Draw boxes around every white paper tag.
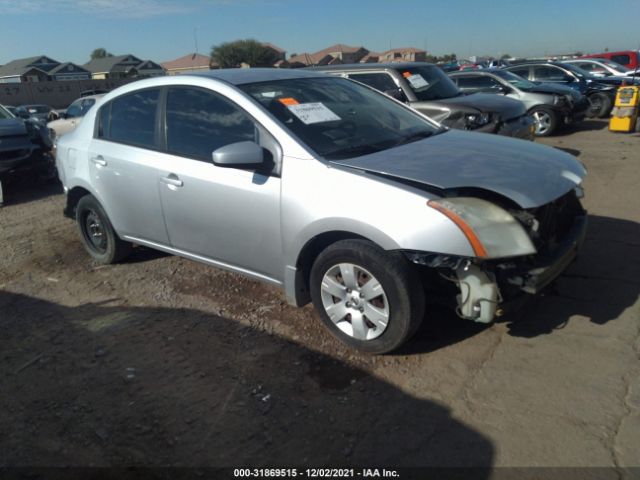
[405,74,429,89]
[287,102,341,124]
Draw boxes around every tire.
[587,92,613,119]
[76,194,132,264]
[529,106,559,137]
[309,239,425,354]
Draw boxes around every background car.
[0,104,54,205]
[14,104,56,125]
[564,58,640,81]
[47,94,104,138]
[312,62,535,140]
[449,69,588,136]
[56,69,586,353]
[503,61,617,118]
[581,50,640,71]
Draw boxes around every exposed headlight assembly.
[464,112,491,128]
[428,197,536,259]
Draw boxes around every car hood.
[0,118,28,137]
[415,92,526,119]
[332,130,586,209]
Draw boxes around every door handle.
[160,174,183,187]
[91,155,107,167]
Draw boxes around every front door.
[157,86,283,281]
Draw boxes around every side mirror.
[212,141,265,168]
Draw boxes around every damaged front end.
[406,188,587,323]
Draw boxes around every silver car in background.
[55,69,587,353]
[449,69,589,136]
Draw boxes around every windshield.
[559,62,593,79]
[0,105,13,119]
[240,76,440,160]
[396,65,461,101]
[597,59,631,72]
[491,70,536,90]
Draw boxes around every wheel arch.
[290,231,376,307]
[64,185,93,219]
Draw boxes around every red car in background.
[581,50,640,71]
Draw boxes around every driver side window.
[165,87,257,162]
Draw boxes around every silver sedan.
[55,69,587,353]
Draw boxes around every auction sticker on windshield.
[403,72,429,89]
[286,102,341,124]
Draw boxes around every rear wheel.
[529,106,558,137]
[76,194,132,264]
[310,240,425,354]
[587,92,613,118]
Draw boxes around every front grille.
[526,190,585,251]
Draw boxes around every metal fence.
[0,79,139,109]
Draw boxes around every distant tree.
[210,39,279,68]
[574,51,584,57]
[605,47,609,52]
[500,53,511,59]
[90,48,113,60]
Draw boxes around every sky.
[1,0,639,65]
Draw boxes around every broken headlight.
[464,112,491,129]
[428,197,536,259]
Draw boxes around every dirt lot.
[1,119,639,473]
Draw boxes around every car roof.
[191,68,329,85]
[308,62,438,72]
[72,94,105,102]
[449,68,502,76]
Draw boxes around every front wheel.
[529,106,558,137]
[76,194,132,264]
[310,240,425,354]
[587,92,613,118]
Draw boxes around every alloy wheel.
[532,111,552,135]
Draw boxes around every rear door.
[157,86,283,280]
[87,88,170,244]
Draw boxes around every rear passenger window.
[534,66,572,82]
[165,87,256,161]
[109,89,159,148]
[508,67,529,79]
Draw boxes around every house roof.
[0,55,60,78]
[48,62,90,75]
[360,51,381,62]
[314,44,365,56]
[162,53,211,70]
[288,53,318,66]
[83,55,142,73]
[381,47,427,55]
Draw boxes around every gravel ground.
[0,119,638,473]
